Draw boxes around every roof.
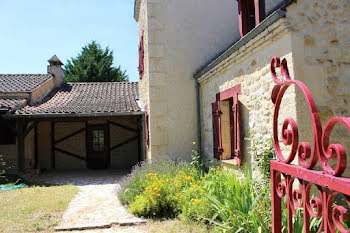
[0,74,53,92]
[15,82,141,116]
[0,99,27,110]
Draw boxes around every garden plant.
[118,136,324,232]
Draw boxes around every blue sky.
[0,0,139,81]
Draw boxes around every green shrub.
[118,147,275,231]
[118,161,183,205]
[200,168,271,233]
[129,172,180,218]
[177,178,211,221]
[118,161,201,218]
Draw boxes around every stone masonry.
[197,0,350,177]
[135,0,238,162]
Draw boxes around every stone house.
[0,56,145,173]
[135,0,350,174]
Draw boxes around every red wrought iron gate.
[269,57,350,233]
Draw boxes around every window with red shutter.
[237,0,265,37]
[138,31,145,79]
[212,101,223,160]
[212,84,242,165]
[144,105,149,149]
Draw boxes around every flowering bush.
[118,160,202,218]
[117,149,272,232]
[129,171,180,218]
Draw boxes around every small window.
[212,84,241,165]
[92,130,105,152]
[237,0,265,37]
[0,120,16,145]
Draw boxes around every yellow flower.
[182,175,192,182]
[191,198,201,206]
[192,141,196,145]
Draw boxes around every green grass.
[111,219,210,233]
[0,185,78,233]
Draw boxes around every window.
[145,105,150,149]
[92,129,105,152]
[138,31,145,79]
[0,120,16,145]
[237,0,265,37]
[212,84,241,165]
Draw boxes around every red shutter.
[237,0,264,37]
[237,0,249,37]
[138,32,144,79]
[145,105,149,149]
[232,93,241,165]
[254,0,265,26]
[212,101,223,160]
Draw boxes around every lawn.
[0,185,78,233]
[112,219,210,233]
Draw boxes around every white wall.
[141,0,239,161]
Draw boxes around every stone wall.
[286,0,350,175]
[137,0,151,161]
[198,18,296,177]
[31,77,56,104]
[198,0,350,177]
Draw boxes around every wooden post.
[137,118,142,162]
[34,123,38,169]
[50,122,55,169]
[106,121,111,167]
[17,121,25,172]
[85,122,88,166]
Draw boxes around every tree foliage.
[64,41,128,82]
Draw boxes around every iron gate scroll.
[269,57,350,233]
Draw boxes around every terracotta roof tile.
[0,99,27,109]
[0,74,53,92]
[16,82,140,115]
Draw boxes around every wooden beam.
[109,136,138,152]
[50,122,55,169]
[55,127,85,145]
[24,121,38,137]
[107,120,137,133]
[137,121,142,162]
[85,122,88,162]
[34,123,38,169]
[106,122,111,167]
[54,147,85,160]
[17,121,25,172]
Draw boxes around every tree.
[65,41,128,82]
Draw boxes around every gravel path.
[29,170,146,232]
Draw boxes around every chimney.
[47,55,64,87]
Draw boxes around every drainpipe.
[194,79,202,156]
